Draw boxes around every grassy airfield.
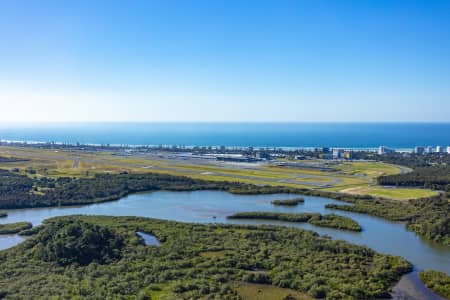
[0,146,437,200]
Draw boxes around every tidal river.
[0,191,448,299]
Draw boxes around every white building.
[436,146,444,153]
[378,146,394,155]
[425,146,433,154]
[414,146,424,155]
[332,148,344,159]
[447,146,450,154]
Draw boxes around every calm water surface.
[136,232,161,246]
[0,190,448,275]
[1,122,450,148]
[1,191,448,299]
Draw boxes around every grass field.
[336,161,408,178]
[199,250,226,258]
[339,186,437,200]
[236,283,312,300]
[0,146,437,200]
[140,281,313,299]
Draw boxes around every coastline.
[1,122,450,149]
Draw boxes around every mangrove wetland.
[0,149,448,299]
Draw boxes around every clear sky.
[0,0,449,122]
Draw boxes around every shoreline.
[0,190,448,298]
[0,138,422,152]
[0,212,444,299]
[392,271,446,300]
[0,169,445,247]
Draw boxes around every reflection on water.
[136,232,161,246]
[0,190,449,275]
[392,271,446,300]
[0,234,26,250]
[1,190,448,300]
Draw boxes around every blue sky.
[0,0,449,122]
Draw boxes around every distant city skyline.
[1,0,449,122]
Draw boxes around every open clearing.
[339,186,437,200]
[0,146,436,200]
[236,283,312,300]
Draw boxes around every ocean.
[0,122,449,149]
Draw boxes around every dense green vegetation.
[0,169,418,209]
[419,270,450,298]
[350,152,450,245]
[0,170,34,208]
[0,169,448,245]
[17,225,44,236]
[308,214,362,232]
[378,165,450,192]
[228,212,362,231]
[0,222,32,235]
[228,212,319,223]
[0,169,301,209]
[325,195,450,245]
[34,219,124,266]
[271,198,304,206]
[353,152,450,195]
[0,169,380,210]
[352,152,450,168]
[0,215,412,299]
